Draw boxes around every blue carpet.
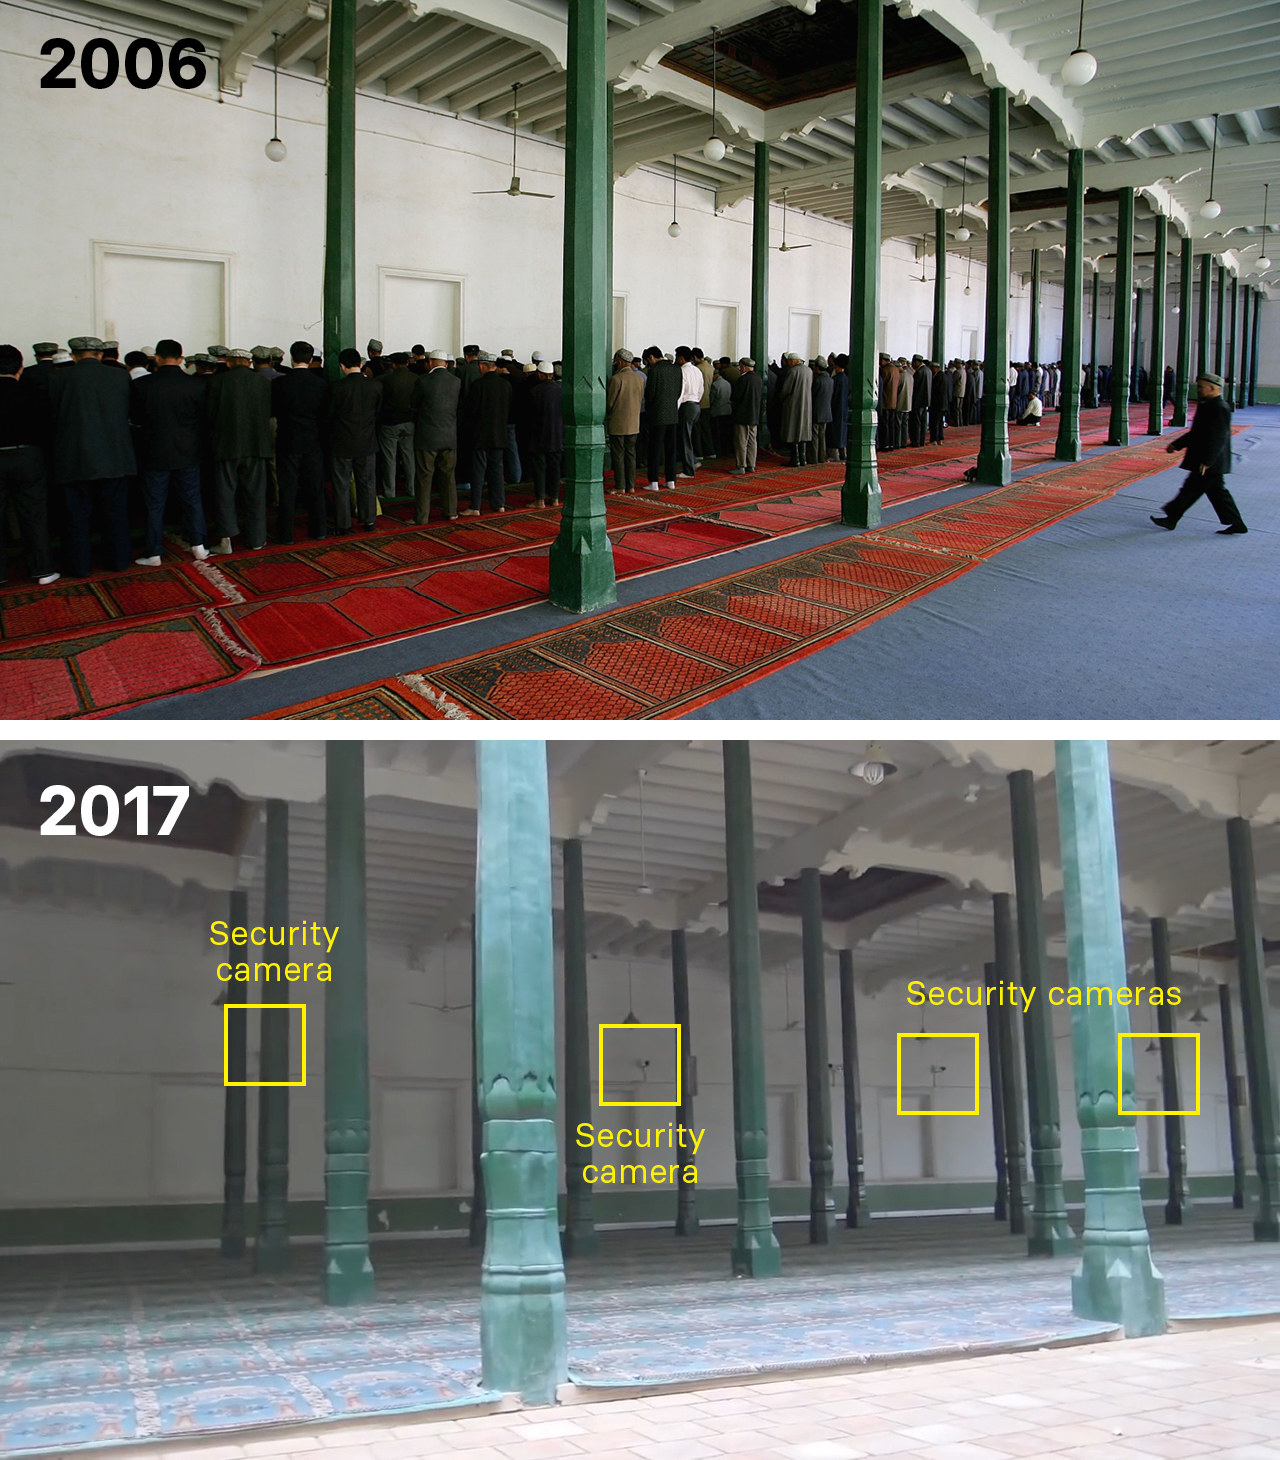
[3,1209,1279,1452]
[688,408,1280,719]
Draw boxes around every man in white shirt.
[675,345,702,478]
[1016,391,1043,426]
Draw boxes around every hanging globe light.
[955,157,971,242]
[1200,114,1221,218]
[265,32,286,163]
[702,27,725,165]
[667,155,681,238]
[668,220,682,238]
[1061,0,1097,85]
[1255,184,1272,270]
[703,136,726,163]
[956,226,971,242]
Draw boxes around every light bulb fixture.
[702,26,725,162]
[964,247,973,296]
[956,156,972,240]
[636,768,653,894]
[622,962,639,1025]
[1200,114,1221,218]
[1256,182,1272,269]
[1189,1005,1209,1025]
[1061,0,1097,86]
[668,155,681,238]
[265,32,286,161]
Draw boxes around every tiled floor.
[117,1320,1280,1459]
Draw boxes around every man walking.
[411,348,461,523]
[130,338,209,565]
[1151,372,1246,535]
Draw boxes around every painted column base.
[253,1239,290,1274]
[563,1222,600,1259]
[676,1207,700,1237]
[809,1198,836,1245]
[549,444,617,615]
[1073,1242,1166,1337]
[1028,1223,1077,1257]
[324,1249,376,1305]
[1253,1216,1279,1242]
[1164,1200,1185,1226]
[731,1229,783,1277]
[220,1233,245,1259]
[731,1157,781,1276]
[1053,437,1083,463]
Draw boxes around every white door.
[789,310,820,361]
[917,322,934,358]
[766,1091,797,1182]
[100,251,225,354]
[612,294,627,353]
[378,1084,459,1193]
[961,326,979,361]
[381,274,462,355]
[880,1091,926,1179]
[696,302,738,360]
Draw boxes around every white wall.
[0,880,1234,1221]
[3,7,1008,369]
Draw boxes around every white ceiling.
[23,0,1280,294]
[3,739,1278,1006]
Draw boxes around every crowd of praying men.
[0,329,1113,589]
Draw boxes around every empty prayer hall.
[1,0,1277,719]
[3,738,1280,1458]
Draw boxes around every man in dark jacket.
[49,336,135,577]
[462,354,511,514]
[810,360,834,464]
[910,356,931,447]
[376,352,417,498]
[928,361,949,444]
[130,338,209,565]
[326,348,382,531]
[525,361,563,506]
[206,348,273,552]
[0,345,59,585]
[272,341,330,542]
[642,347,681,489]
[411,349,462,523]
[828,356,850,462]
[1151,372,1245,534]
[728,358,763,474]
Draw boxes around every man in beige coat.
[605,349,645,493]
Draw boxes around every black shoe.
[1217,524,1248,535]
[1150,515,1175,530]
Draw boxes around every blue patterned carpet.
[3,1206,1278,1455]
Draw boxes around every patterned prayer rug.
[264,435,1179,720]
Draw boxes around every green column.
[476,741,566,1402]
[1147,215,1167,435]
[1197,252,1212,375]
[323,742,375,1304]
[1219,982,1247,1209]
[723,742,782,1277]
[561,837,597,1258]
[1055,740,1165,1337]
[322,0,356,378]
[1107,187,1135,445]
[841,0,882,525]
[1029,248,1041,363]
[604,86,614,393]
[984,963,1009,1221]
[993,892,1026,1236]
[1131,287,1144,403]
[672,929,699,1235]
[933,207,947,363]
[1055,150,1084,460]
[1150,918,1187,1226]
[1249,288,1262,406]
[220,888,249,1259]
[751,142,771,448]
[837,949,865,1228]
[470,914,485,1247]
[549,0,617,614]
[1086,268,1100,407]
[1171,234,1193,428]
[1214,261,1226,375]
[1227,817,1280,1241]
[254,799,291,1274]
[1226,272,1239,405]
[1238,286,1251,410]
[977,87,1011,485]
[1009,771,1074,1255]
[800,868,834,1244]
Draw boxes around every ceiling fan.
[777,189,811,252]
[474,83,554,199]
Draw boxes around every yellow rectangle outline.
[1117,1031,1200,1114]
[598,1023,682,1107]
[895,1032,980,1115]
[224,1003,307,1086]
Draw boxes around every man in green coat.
[206,348,272,553]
